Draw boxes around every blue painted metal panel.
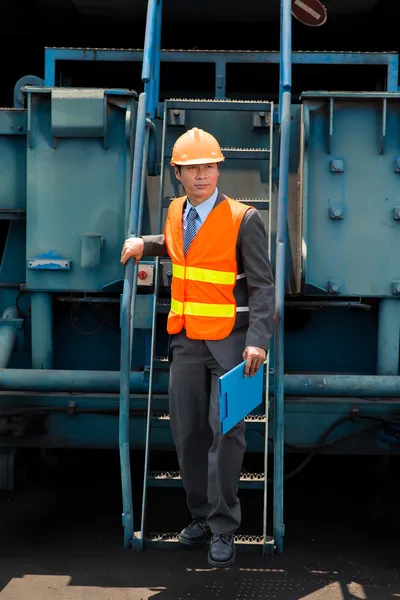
[0,110,26,212]
[301,93,400,297]
[25,88,137,292]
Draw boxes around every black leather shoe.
[178,519,210,547]
[208,534,236,567]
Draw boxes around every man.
[121,127,275,567]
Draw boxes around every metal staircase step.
[148,470,266,489]
[166,99,273,112]
[143,532,275,553]
[152,412,267,423]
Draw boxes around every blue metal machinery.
[3,0,400,554]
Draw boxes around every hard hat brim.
[170,157,225,166]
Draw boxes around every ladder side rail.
[274,0,292,555]
[140,99,168,548]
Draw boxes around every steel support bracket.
[253,111,271,128]
[27,256,71,270]
[167,109,185,126]
[51,89,108,147]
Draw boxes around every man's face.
[174,163,220,205]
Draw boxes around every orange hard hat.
[170,127,225,166]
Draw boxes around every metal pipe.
[283,374,400,398]
[154,0,162,114]
[1,369,169,393]
[31,293,53,369]
[285,301,371,311]
[274,0,292,555]
[141,0,158,84]
[0,307,19,368]
[377,299,400,375]
[4,369,400,398]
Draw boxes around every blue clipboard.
[218,360,264,434]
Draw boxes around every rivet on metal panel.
[328,205,344,220]
[168,109,185,126]
[328,280,342,294]
[392,281,400,295]
[392,207,400,221]
[329,158,344,172]
[253,111,271,128]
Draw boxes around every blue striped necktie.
[184,206,198,256]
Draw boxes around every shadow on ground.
[1,450,400,599]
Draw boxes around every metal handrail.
[274,0,292,554]
[119,0,162,550]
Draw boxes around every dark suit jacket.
[142,191,275,370]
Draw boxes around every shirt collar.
[184,187,219,223]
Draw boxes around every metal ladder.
[139,97,277,554]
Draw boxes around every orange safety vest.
[164,195,252,340]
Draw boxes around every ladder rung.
[164,148,270,160]
[237,198,270,209]
[166,99,273,112]
[156,299,171,312]
[148,470,266,489]
[0,209,26,220]
[222,148,270,160]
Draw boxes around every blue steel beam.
[43,48,399,93]
[142,0,159,84]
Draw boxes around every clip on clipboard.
[218,360,264,434]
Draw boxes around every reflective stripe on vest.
[172,263,235,286]
[171,299,249,317]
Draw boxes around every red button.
[138,270,147,280]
